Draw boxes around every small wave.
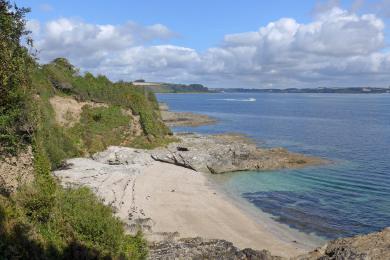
[212,98,256,102]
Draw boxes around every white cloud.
[295,9,384,55]
[31,18,176,70]
[29,7,390,88]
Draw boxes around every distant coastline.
[211,86,390,94]
[134,80,390,94]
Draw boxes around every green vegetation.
[140,83,210,93]
[0,1,34,154]
[0,1,173,258]
[1,184,147,259]
[43,58,170,138]
[32,70,82,169]
[71,105,131,154]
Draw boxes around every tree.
[0,0,34,153]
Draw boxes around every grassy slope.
[35,58,174,165]
[1,58,176,259]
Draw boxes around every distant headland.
[132,80,390,94]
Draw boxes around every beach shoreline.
[51,101,329,258]
[53,144,326,258]
[156,105,327,251]
[206,172,326,249]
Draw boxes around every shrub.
[70,105,132,154]
[2,185,148,259]
[0,2,150,258]
[42,59,171,138]
[0,0,34,154]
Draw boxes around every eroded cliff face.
[0,146,34,195]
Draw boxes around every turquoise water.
[157,93,390,240]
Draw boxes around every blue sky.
[20,0,364,50]
[17,0,390,88]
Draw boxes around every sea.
[157,92,390,241]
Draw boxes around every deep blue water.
[157,93,390,240]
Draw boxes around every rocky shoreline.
[54,148,312,258]
[152,133,325,174]
[149,228,390,259]
[51,133,390,259]
[159,102,217,127]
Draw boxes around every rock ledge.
[152,133,325,174]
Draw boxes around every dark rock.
[177,146,189,152]
[295,227,390,260]
[149,237,284,260]
[149,228,390,260]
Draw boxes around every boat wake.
[212,98,256,102]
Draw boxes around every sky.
[16,0,390,88]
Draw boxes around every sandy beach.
[137,162,321,257]
[54,146,323,258]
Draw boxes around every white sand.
[138,163,324,258]
[54,147,322,258]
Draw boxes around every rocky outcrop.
[92,146,154,166]
[0,146,34,195]
[150,228,390,260]
[160,111,217,127]
[149,237,283,260]
[152,133,325,174]
[159,103,216,127]
[296,227,390,260]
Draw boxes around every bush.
[2,185,148,259]
[0,0,34,154]
[41,59,171,138]
[56,187,147,258]
[0,2,150,258]
[70,105,132,154]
